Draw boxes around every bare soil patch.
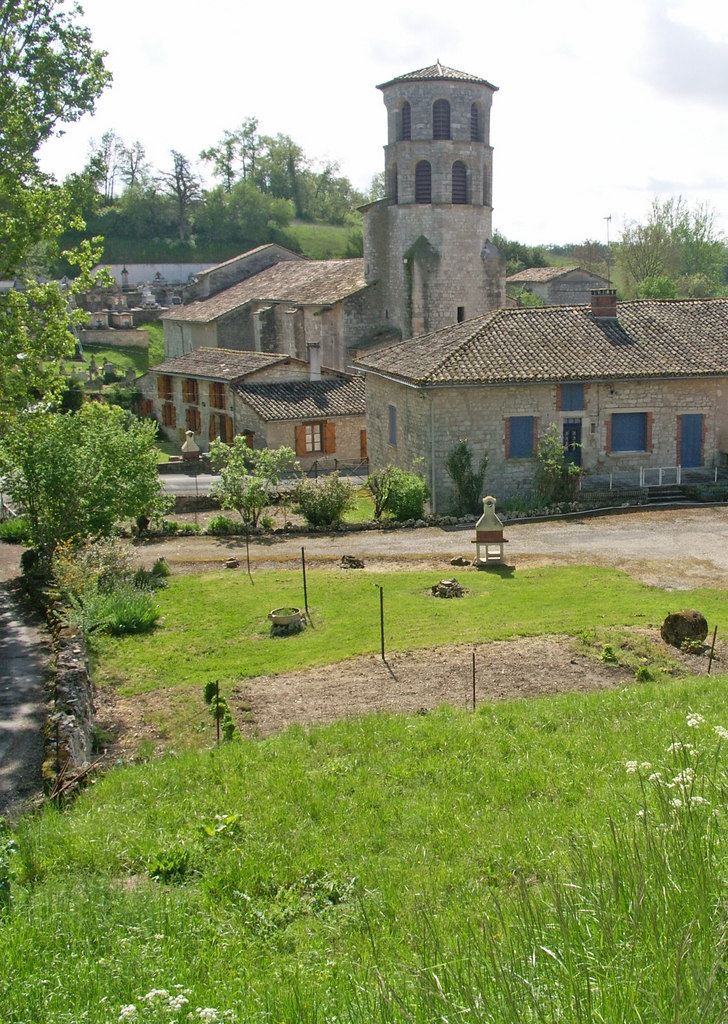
[228,636,632,738]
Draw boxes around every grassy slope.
[3,675,728,1022]
[92,565,728,694]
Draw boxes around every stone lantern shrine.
[472,495,508,567]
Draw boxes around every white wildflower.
[714,726,728,741]
[636,809,645,818]
[690,795,709,805]
[168,995,189,1012]
[687,714,705,728]
[667,741,693,754]
[671,798,683,808]
[672,767,695,787]
[640,762,652,771]
[649,772,663,782]
[197,1010,220,1023]
[625,761,639,774]
[145,990,169,1003]
[119,1007,137,1021]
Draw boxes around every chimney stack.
[590,288,617,318]
[307,342,322,381]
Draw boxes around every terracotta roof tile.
[149,348,293,380]
[234,376,365,422]
[378,63,497,90]
[506,266,583,283]
[355,300,728,386]
[161,259,367,323]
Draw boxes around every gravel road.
[138,506,728,590]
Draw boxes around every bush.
[292,474,356,527]
[0,517,31,544]
[367,466,429,521]
[161,520,200,536]
[95,586,160,635]
[445,441,488,516]
[534,423,582,504]
[206,515,240,536]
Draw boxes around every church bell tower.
[362,62,505,339]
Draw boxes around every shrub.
[635,666,654,682]
[206,515,240,536]
[203,681,218,704]
[161,520,199,536]
[293,474,356,527]
[445,440,488,516]
[534,423,582,504]
[0,517,31,544]
[367,466,429,520]
[96,586,160,635]
[602,644,618,663]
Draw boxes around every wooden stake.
[216,680,220,744]
[374,584,385,660]
[708,625,718,675]
[245,530,253,583]
[301,546,310,622]
[472,650,476,711]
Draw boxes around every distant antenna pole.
[604,214,612,288]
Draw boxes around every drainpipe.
[430,392,437,514]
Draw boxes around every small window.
[452,161,467,204]
[415,161,431,204]
[433,99,451,140]
[508,416,535,459]
[611,412,647,452]
[209,381,226,409]
[401,101,411,141]
[389,405,397,447]
[157,374,173,402]
[470,102,479,141]
[182,378,199,404]
[209,413,233,443]
[560,382,584,411]
[457,306,466,323]
[305,422,323,453]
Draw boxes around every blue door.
[680,414,703,468]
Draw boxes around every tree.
[367,465,429,520]
[0,404,171,566]
[88,129,122,203]
[493,231,549,277]
[200,129,242,193]
[0,0,110,426]
[637,276,678,300]
[160,150,202,240]
[445,441,488,515]
[208,436,297,528]
[118,139,150,190]
[194,180,293,247]
[534,423,581,504]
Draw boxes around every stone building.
[158,62,506,379]
[506,266,609,305]
[361,62,505,340]
[137,348,365,468]
[356,293,728,510]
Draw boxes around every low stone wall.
[46,628,94,774]
[78,328,149,350]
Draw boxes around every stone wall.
[47,629,94,772]
[365,373,728,510]
[78,328,149,350]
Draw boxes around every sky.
[39,0,728,246]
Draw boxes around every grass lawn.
[288,221,359,260]
[3,674,728,1022]
[92,565,728,695]
[343,487,375,522]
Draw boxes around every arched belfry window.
[470,103,479,141]
[401,101,411,141]
[452,161,467,204]
[391,164,398,204]
[433,99,450,140]
[415,161,432,203]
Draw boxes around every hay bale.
[661,609,708,647]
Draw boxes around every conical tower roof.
[377,61,497,91]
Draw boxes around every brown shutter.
[645,412,653,453]
[676,415,682,465]
[295,424,306,456]
[555,384,562,412]
[157,376,166,400]
[504,418,511,459]
[533,417,539,456]
[323,421,336,454]
[209,414,217,442]
[224,415,234,444]
[360,429,368,460]
[606,415,612,453]
[186,407,195,431]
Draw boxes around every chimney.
[590,288,617,318]
[307,342,321,381]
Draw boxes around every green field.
[92,565,728,695]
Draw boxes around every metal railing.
[303,458,370,481]
[580,465,726,492]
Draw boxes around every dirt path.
[135,507,728,590]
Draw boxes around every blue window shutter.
[560,382,584,411]
[509,416,535,458]
[611,412,647,452]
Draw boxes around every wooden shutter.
[645,412,653,453]
[157,375,171,400]
[323,421,336,454]
[555,384,562,412]
[606,415,612,454]
[504,418,511,460]
[295,424,306,456]
[140,399,154,416]
[209,414,217,441]
[223,415,234,444]
[676,415,682,465]
[360,429,368,460]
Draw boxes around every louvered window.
[415,161,431,204]
[401,101,411,141]
[452,161,467,204]
[433,99,450,139]
[470,103,479,141]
